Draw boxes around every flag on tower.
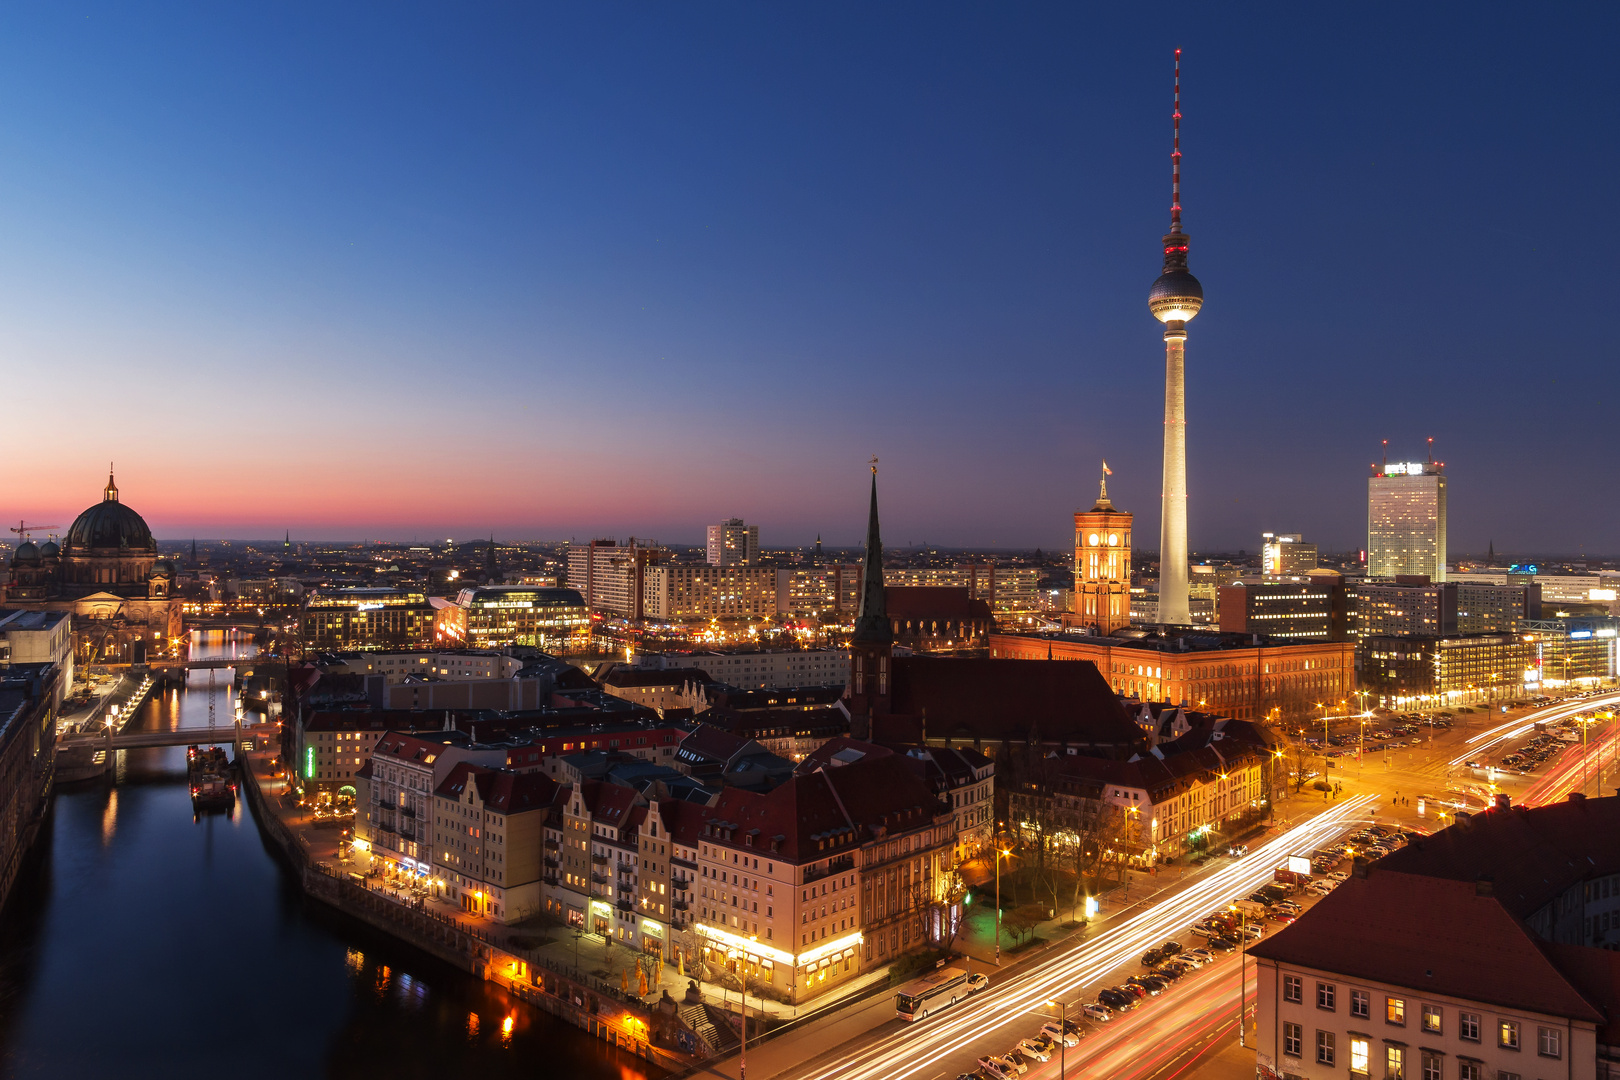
[1102,461,1113,476]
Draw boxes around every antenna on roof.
[1171,48,1183,233]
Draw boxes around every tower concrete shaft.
[1159,325,1189,624]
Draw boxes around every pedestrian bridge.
[59,720,280,751]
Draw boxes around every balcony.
[543,874,559,887]
[615,899,634,913]
[543,857,560,869]
[617,880,635,893]
[673,897,689,911]
[591,853,609,865]
[591,872,610,886]
[544,837,559,850]
[399,804,416,819]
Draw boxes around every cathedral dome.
[64,470,156,552]
[38,540,59,558]
[13,541,39,565]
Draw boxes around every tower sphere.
[1149,266,1203,324]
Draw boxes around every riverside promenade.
[236,739,702,1071]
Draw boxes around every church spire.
[852,457,891,645]
[104,463,119,503]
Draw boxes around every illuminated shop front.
[695,921,862,1004]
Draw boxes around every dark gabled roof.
[598,665,713,689]
[477,769,563,814]
[886,586,992,620]
[884,656,1142,749]
[677,723,751,764]
[1249,869,1604,1023]
[1376,796,1620,920]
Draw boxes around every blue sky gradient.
[0,3,1613,554]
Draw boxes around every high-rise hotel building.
[1367,458,1447,581]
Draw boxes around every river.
[0,631,662,1080]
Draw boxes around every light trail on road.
[1448,692,1620,768]
[1522,726,1620,806]
[792,795,1377,1080]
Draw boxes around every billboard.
[1285,855,1312,876]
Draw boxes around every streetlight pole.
[1230,904,1249,1046]
[1042,998,1069,1080]
[995,845,1009,966]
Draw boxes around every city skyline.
[0,6,1614,551]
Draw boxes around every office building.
[1219,577,1349,642]
[706,519,758,566]
[1261,533,1317,575]
[1457,581,1541,634]
[302,587,436,650]
[1073,470,1133,634]
[1359,634,1533,708]
[434,586,589,651]
[1368,455,1448,581]
[1251,797,1620,1080]
[636,648,850,690]
[1354,578,1457,638]
[1521,616,1620,688]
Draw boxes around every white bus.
[895,966,973,1021]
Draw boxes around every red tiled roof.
[478,769,564,814]
[1249,869,1604,1023]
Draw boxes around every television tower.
[1148,48,1204,625]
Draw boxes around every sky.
[0,3,1614,554]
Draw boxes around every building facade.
[302,587,436,649]
[706,519,759,566]
[641,565,777,621]
[1359,633,1534,708]
[1262,533,1318,576]
[1368,459,1447,582]
[434,586,589,650]
[774,565,861,618]
[990,631,1355,724]
[1220,578,1349,642]
[566,539,666,619]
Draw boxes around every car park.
[1082,1002,1113,1022]
[1016,1038,1052,1062]
[1041,1022,1081,1046]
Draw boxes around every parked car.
[1154,963,1190,981]
[1159,940,1183,956]
[1208,935,1239,952]
[994,1054,1027,1077]
[1016,1039,1051,1063]
[1098,988,1138,1011]
[1270,911,1297,925]
[1114,983,1149,999]
[1141,948,1165,966]
[976,1059,1012,1080]
[967,973,990,993]
[1182,949,1215,966]
[1041,1022,1081,1047]
[1081,1002,1113,1022]
[1127,975,1167,995]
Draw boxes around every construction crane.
[9,521,60,542]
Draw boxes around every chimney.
[1494,792,1511,812]
[1351,856,1369,879]
[1476,876,1494,897]
[1569,791,1587,803]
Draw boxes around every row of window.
[1284,975,1563,1057]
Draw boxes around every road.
[711,690,1620,1080]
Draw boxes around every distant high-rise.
[706,518,758,566]
[1074,463,1133,634]
[1147,50,1203,626]
[1261,533,1318,575]
[1368,442,1447,581]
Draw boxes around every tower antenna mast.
[1171,47,1182,233]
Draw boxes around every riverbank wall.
[238,750,701,1072]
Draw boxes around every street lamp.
[995,845,1013,966]
[1229,904,1251,1046]
[1041,998,1072,1080]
